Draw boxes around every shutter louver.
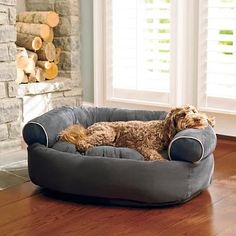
[108,0,172,95]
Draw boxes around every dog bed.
[23,106,217,206]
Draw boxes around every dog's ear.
[167,107,183,126]
[162,109,178,145]
[207,117,215,127]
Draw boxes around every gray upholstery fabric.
[23,106,216,206]
[86,146,145,160]
[52,141,78,154]
[52,142,145,160]
[168,125,217,162]
[28,143,214,206]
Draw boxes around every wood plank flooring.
[0,137,235,236]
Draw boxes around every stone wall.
[0,0,22,153]
[0,0,82,153]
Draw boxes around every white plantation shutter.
[198,0,236,114]
[105,0,174,106]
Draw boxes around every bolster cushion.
[168,125,217,163]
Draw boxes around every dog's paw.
[76,141,93,152]
[149,155,164,161]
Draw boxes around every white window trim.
[93,0,105,107]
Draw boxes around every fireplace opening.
[0,0,82,153]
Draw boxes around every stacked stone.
[26,0,82,108]
[0,0,22,153]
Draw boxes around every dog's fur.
[59,105,215,161]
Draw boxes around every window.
[198,0,236,114]
[95,0,177,107]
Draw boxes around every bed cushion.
[52,141,145,160]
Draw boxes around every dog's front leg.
[137,147,164,161]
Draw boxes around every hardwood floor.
[0,138,235,236]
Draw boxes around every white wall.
[80,0,94,103]
[16,0,26,13]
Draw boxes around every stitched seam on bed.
[168,136,204,162]
[27,121,49,147]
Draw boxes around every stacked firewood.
[15,11,61,84]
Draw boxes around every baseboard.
[217,134,236,141]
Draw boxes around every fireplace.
[0,0,82,153]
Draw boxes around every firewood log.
[43,62,58,80]
[24,58,35,75]
[26,50,38,64]
[37,42,56,62]
[28,73,37,83]
[16,68,28,84]
[16,33,42,51]
[36,67,46,82]
[36,61,53,70]
[17,11,59,28]
[44,27,54,43]
[16,47,28,70]
[29,67,45,82]
[16,22,51,41]
[54,48,61,65]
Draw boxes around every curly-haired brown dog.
[59,105,215,161]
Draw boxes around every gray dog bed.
[23,106,217,206]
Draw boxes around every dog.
[58,105,215,161]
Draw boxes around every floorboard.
[0,182,39,208]
[0,138,235,236]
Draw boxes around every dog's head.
[166,105,215,132]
